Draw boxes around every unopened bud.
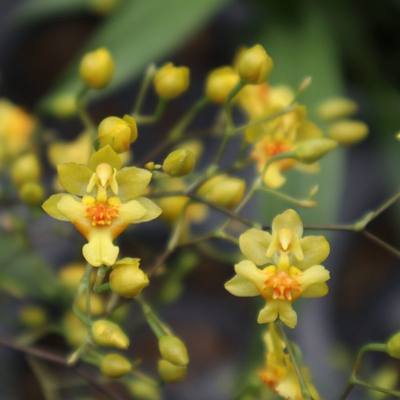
[387,332,400,359]
[205,66,240,104]
[20,305,47,328]
[154,63,189,99]
[63,313,87,348]
[128,380,161,400]
[80,47,114,89]
[59,263,93,290]
[158,195,189,223]
[157,359,187,383]
[328,120,369,145]
[197,174,246,209]
[158,335,189,366]
[163,149,195,177]
[179,140,203,162]
[110,258,149,298]
[19,182,44,205]
[98,115,138,153]
[75,293,105,316]
[91,319,129,349]
[11,153,41,186]
[317,97,358,121]
[100,353,132,378]
[237,44,273,84]
[294,138,337,163]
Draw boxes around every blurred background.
[0,0,399,399]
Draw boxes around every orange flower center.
[86,202,119,226]
[263,270,302,301]
[251,137,295,170]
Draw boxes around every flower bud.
[197,174,246,209]
[18,182,44,205]
[237,44,273,84]
[98,115,138,153]
[75,293,105,316]
[387,332,400,359]
[158,195,189,223]
[63,312,87,348]
[180,140,203,162]
[128,380,161,400]
[100,353,132,378]
[91,319,130,349]
[163,149,195,177]
[80,47,114,89]
[294,138,337,164]
[158,335,189,366]
[58,263,88,290]
[157,359,187,383]
[154,63,189,99]
[11,153,41,186]
[317,97,358,121]
[328,120,369,145]
[51,95,77,118]
[110,258,149,298]
[205,66,240,104]
[19,305,47,328]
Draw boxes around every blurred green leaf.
[37,0,231,116]
[257,2,345,224]
[0,231,58,300]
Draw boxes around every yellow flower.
[42,145,161,267]
[238,84,322,188]
[0,99,36,163]
[225,209,330,328]
[259,324,320,399]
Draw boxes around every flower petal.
[57,163,92,195]
[234,259,265,290]
[263,163,286,189]
[257,301,279,324]
[224,274,259,297]
[83,229,119,267]
[116,166,152,201]
[299,265,330,291]
[239,228,272,266]
[298,236,330,270]
[272,209,303,238]
[302,282,329,298]
[278,301,297,328]
[133,197,162,223]
[88,145,122,171]
[42,194,69,221]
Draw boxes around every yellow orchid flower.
[237,83,322,188]
[42,145,161,267]
[225,209,330,328]
[259,324,320,399]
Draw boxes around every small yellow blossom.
[225,209,330,328]
[205,66,240,104]
[42,145,161,267]
[238,84,322,188]
[154,63,190,99]
[317,97,358,121]
[0,99,36,163]
[259,324,320,399]
[80,48,114,89]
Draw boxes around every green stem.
[259,187,316,208]
[135,98,167,125]
[133,63,157,115]
[76,86,96,144]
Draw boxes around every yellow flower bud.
[19,305,47,328]
[98,115,138,153]
[237,44,273,84]
[158,195,189,223]
[154,63,189,99]
[328,120,369,145]
[294,138,337,164]
[158,335,189,366]
[162,149,195,177]
[100,353,132,378]
[18,182,44,205]
[58,263,87,290]
[179,140,203,162]
[63,312,87,348]
[110,258,149,298]
[387,332,400,359]
[11,153,41,186]
[91,319,130,349]
[197,174,246,209]
[51,95,77,118]
[157,359,187,383]
[317,97,358,121]
[80,47,114,89]
[205,66,240,104]
[128,380,161,400]
[75,293,105,316]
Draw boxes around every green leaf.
[257,3,345,225]
[38,0,231,116]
